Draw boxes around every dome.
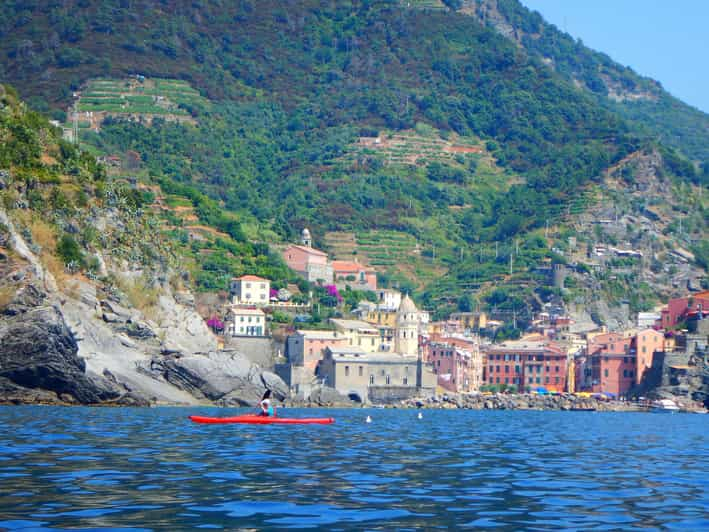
[398,294,418,314]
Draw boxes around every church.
[318,294,437,403]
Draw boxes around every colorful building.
[485,341,568,392]
[426,334,483,393]
[282,228,333,283]
[634,329,665,385]
[659,291,709,330]
[332,260,377,291]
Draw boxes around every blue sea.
[0,406,707,530]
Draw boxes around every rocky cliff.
[0,207,288,406]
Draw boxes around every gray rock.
[0,306,120,403]
[2,283,46,316]
[100,300,134,322]
[261,371,289,401]
[102,312,122,323]
[151,351,284,406]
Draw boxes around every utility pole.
[72,102,79,146]
[495,241,498,259]
[509,253,513,276]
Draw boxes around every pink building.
[283,244,333,283]
[425,335,482,392]
[634,329,664,385]
[332,260,377,291]
[659,290,709,329]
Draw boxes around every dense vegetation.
[0,0,705,319]
[467,0,709,179]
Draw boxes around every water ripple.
[0,407,707,530]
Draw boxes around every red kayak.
[189,414,334,425]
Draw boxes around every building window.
[386,375,390,385]
[623,370,627,378]
[604,369,609,378]
[496,377,500,384]
[403,377,408,385]
[359,366,363,377]
[555,377,560,384]
[370,375,374,385]
[528,377,533,384]
[536,377,541,384]
[345,366,350,377]
[555,366,560,373]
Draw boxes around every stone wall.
[368,385,434,405]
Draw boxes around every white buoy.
[417,411,423,419]
[365,415,372,423]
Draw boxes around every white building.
[228,307,267,337]
[230,275,270,306]
[377,289,402,312]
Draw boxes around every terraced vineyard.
[399,0,446,10]
[68,78,207,133]
[342,128,485,168]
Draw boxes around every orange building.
[332,260,377,291]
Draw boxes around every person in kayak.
[258,398,275,417]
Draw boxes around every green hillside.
[0,0,705,321]
[463,0,709,182]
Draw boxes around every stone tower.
[301,227,312,248]
[395,294,419,357]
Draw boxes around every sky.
[520,0,709,114]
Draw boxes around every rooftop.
[332,260,374,272]
[233,275,269,282]
[328,347,419,363]
[229,307,266,316]
[285,244,328,257]
[330,318,379,333]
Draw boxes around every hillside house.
[227,307,267,337]
[230,275,270,306]
[283,229,333,283]
[332,260,377,291]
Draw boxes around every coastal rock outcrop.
[0,299,119,404]
[143,350,289,406]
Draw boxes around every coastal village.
[216,228,709,411]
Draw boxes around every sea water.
[0,406,707,530]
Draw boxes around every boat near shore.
[650,399,680,413]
